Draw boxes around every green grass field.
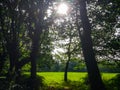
[0,72,119,90]
[36,72,117,84]
[24,72,120,90]
[37,72,87,85]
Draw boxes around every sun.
[57,3,69,15]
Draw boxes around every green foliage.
[0,74,45,90]
[21,63,31,72]
[90,0,120,62]
[98,61,120,73]
[106,37,120,50]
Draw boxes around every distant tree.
[63,23,80,82]
[49,15,81,81]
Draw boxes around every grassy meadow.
[0,72,119,90]
[23,72,120,90]
[37,72,87,84]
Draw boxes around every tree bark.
[6,16,20,80]
[64,58,70,82]
[30,29,40,79]
[29,1,44,89]
[64,29,72,82]
[78,0,106,90]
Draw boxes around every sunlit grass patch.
[37,72,64,84]
[102,73,118,80]
[37,72,87,85]
[36,72,118,84]
[67,72,87,81]
[24,72,118,83]
[23,72,119,90]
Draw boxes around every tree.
[49,13,81,81]
[1,0,53,89]
[77,0,105,90]
[0,0,24,80]
[89,0,120,63]
[63,22,80,82]
[20,0,53,89]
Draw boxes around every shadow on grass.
[104,74,120,90]
[42,80,89,90]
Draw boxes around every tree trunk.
[6,17,19,81]
[64,29,72,82]
[29,23,42,89]
[64,59,70,82]
[78,0,105,90]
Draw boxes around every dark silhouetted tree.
[77,0,106,90]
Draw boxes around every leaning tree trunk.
[78,0,106,90]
